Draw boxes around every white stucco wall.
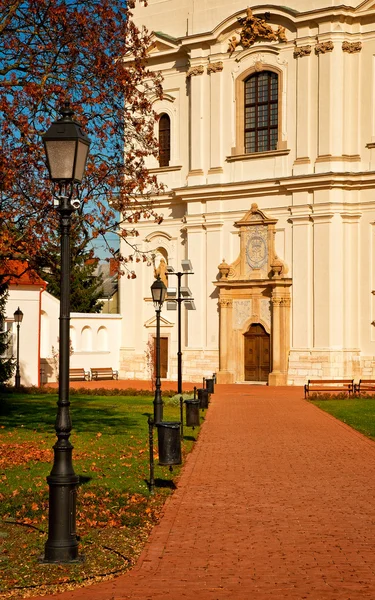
[133,0,357,38]
[69,313,122,375]
[121,0,375,384]
[5,288,122,386]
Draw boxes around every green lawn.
[0,392,200,597]
[310,396,375,440]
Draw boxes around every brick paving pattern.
[36,384,375,599]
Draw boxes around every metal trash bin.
[184,399,200,427]
[197,388,209,409]
[156,421,182,466]
[205,378,214,394]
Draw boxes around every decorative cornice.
[315,154,361,163]
[293,157,311,165]
[315,41,334,54]
[281,297,291,307]
[207,61,223,74]
[287,215,312,225]
[219,299,232,307]
[342,41,362,53]
[293,45,312,59]
[272,297,283,306]
[208,167,224,174]
[188,169,204,177]
[186,65,204,78]
[171,172,375,204]
[310,213,334,223]
[148,165,182,174]
[227,149,290,163]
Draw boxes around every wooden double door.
[154,337,168,378]
[244,324,270,382]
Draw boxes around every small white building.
[3,261,121,386]
[4,262,48,386]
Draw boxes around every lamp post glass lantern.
[41,102,90,563]
[151,276,167,423]
[13,307,23,389]
[43,102,90,186]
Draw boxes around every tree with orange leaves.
[0,0,163,281]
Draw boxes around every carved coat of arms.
[228,8,287,55]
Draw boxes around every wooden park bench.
[69,368,90,381]
[90,367,119,381]
[354,379,375,394]
[304,379,354,399]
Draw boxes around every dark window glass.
[159,113,170,167]
[244,72,278,153]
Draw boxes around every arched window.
[97,326,108,351]
[81,326,92,352]
[244,71,278,153]
[159,113,171,167]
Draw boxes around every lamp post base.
[41,554,84,565]
[43,473,81,563]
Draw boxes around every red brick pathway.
[36,385,375,599]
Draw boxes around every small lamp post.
[13,307,23,389]
[151,276,167,423]
[41,102,90,563]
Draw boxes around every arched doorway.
[244,323,270,382]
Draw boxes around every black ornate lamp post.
[41,102,90,563]
[151,276,167,423]
[13,307,23,389]
[166,260,195,394]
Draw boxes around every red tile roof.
[1,260,47,288]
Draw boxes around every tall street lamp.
[151,276,167,423]
[166,260,195,394]
[13,307,23,389]
[41,102,90,563]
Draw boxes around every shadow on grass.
[0,395,149,434]
[144,478,176,491]
[78,475,93,486]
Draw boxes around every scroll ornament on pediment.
[207,62,224,74]
[315,41,334,54]
[342,41,362,53]
[293,44,312,59]
[186,65,204,78]
[228,7,287,56]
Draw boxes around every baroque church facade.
[119,0,375,385]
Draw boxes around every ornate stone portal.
[215,204,292,385]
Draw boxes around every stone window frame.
[158,113,171,167]
[233,64,286,157]
[244,71,278,153]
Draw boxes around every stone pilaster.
[188,61,207,185]
[217,298,234,383]
[293,42,314,174]
[269,296,282,385]
[207,61,224,183]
